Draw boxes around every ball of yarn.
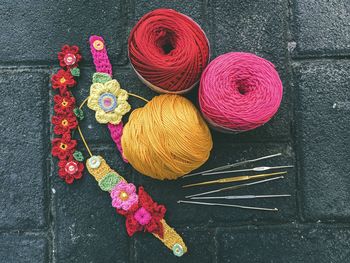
[199,52,283,132]
[121,94,212,180]
[128,8,210,94]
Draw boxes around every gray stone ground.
[0,0,349,262]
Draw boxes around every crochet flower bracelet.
[50,42,187,257]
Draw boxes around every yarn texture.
[122,94,213,180]
[128,8,209,94]
[199,52,283,132]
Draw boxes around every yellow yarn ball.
[121,94,213,180]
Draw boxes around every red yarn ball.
[199,52,283,132]
[128,9,210,94]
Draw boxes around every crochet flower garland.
[51,45,85,184]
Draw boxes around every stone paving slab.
[293,60,350,221]
[0,0,128,65]
[216,224,350,262]
[0,68,49,230]
[0,233,48,263]
[291,0,350,57]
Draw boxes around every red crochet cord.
[128,9,209,92]
[89,36,128,162]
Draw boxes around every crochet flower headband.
[50,41,187,257]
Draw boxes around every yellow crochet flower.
[87,79,131,124]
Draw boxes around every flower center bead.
[60,143,67,150]
[65,161,78,175]
[60,77,66,84]
[64,53,77,66]
[119,191,129,201]
[61,99,68,107]
[61,119,69,126]
[98,93,117,112]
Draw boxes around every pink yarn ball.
[199,52,283,132]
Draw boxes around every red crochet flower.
[52,112,78,135]
[58,45,82,68]
[116,187,166,238]
[54,92,76,114]
[51,69,76,94]
[58,157,84,184]
[51,133,77,160]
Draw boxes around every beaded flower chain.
[51,45,85,184]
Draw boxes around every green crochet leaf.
[73,151,84,162]
[70,67,80,77]
[99,172,121,192]
[73,108,84,120]
[93,72,112,84]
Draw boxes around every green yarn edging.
[99,172,121,191]
[93,72,112,84]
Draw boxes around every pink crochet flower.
[134,207,152,226]
[111,181,138,211]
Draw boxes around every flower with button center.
[58,158,84,184]
[51,69,76,94]
[51,133,77,160]
[87,79,131,124]
[110,181,138,211]
[58,45,82,68]
[116,187,166,238]
[52,112,78,135]
[53,92,76,114]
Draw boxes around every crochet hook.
[186,176,285,198]
[203,165,294,176]
[177,200,278,212]
[182,153,282,178]
[190,194,291,200]
[182,171,287,188]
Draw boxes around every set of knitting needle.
[178,153,293,212]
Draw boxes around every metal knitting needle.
[177,200,278,212]
[191,194,291,200]
[203,165,294,176]
[182,171,287,188]
[186,176,285,198]
[182,153,282,178]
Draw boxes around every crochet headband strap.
[82,35,187,256]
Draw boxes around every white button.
[172,243,184,257]
[88,156,101,168]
